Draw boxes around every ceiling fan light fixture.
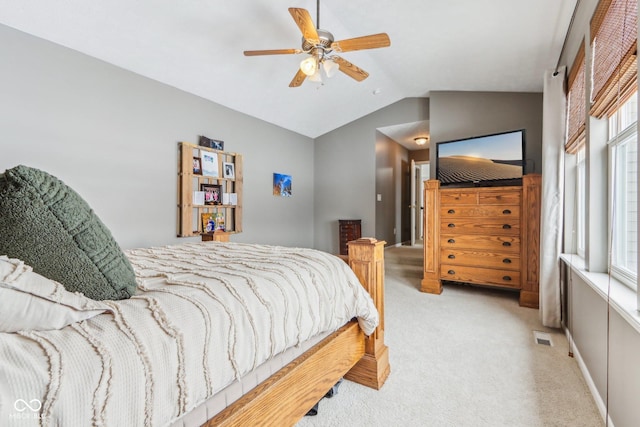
[300,56,318,76]
[308,69,323,83]
[414,137,429,145]
[322,58,339,78]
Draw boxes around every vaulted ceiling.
[0,0,577,141]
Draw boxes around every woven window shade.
[566,43,586,154]
[590,0,637,118]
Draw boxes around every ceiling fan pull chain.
[316,0,320,29]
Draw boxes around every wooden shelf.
[177,142,243,238]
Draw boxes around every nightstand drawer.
[440,249,520,271]
[440,264,521,288]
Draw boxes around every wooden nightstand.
[338,219,362,256]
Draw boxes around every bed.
[0,164,389,426]
[0,238,389,426]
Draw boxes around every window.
[576,146,586,257]
[608,92,638,290]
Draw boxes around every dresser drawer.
[440,264,521,288]
[478,190,521,205]
[441,234,520,252]
[440,205,520,219]
[440,189,522,206]
[440,191,478,205]
[440,249,520,271]
[440,218,520,235]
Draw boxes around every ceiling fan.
[243,1,391,87]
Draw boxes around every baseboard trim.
[563,326,614,427]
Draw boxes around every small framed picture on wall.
[223,162,235,179]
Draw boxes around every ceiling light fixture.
[322,58,339,78]
[414,137,429,145]
[300,56,318,76]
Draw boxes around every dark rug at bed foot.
[305,378,344,416]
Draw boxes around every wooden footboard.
[202,238,389,426]
[204,322,364,426]
[345,238,390,390]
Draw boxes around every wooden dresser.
[339,219,362,256]
[421,174,541,308]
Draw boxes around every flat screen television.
[436,129,526,187]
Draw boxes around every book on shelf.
[223,193,238,205]
[193,191,205,205]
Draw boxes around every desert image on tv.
[437,132,523,185]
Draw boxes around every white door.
[410,160,416,245]
[419,163,430,241]
[410,160,423,246]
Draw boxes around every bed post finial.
[345,238,390,390]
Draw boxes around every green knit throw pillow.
[0,165,137,300]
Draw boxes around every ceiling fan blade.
[289,69,307,87]
[288,8,319,43]
[332,56,369,82]
[244,48,301,56]
[331,33,391,52]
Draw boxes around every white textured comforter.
[0,242,378,426]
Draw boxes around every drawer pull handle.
[502,242,511,247]
[503,209,512,214]
[448,254,456,259]
[502,276,512,281]
[502,224,512,229]
[448,223,456,228]
[447,209,455,214]
[448,239,456,244]
[503,258,512,264]
[448,270,456,275]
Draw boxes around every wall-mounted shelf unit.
[177,141,243,239]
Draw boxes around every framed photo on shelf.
[193,157,202,175]
[214,212,225,231]
[201,151,219,177]
[223,162,235,179]
[201,212,216,233]
[201,183,222,205]
[198,135,224,151]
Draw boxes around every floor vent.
[533,331,553,346]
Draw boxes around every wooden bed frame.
[203,238,390,426]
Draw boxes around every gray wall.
[428,91,544,178]
[0,23,314,250]
[313,98,429,253]
[566,271,640,427]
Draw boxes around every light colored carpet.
[297,245,603,427]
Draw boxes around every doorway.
[410,161,430,246]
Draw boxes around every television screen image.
[436,129,525,187]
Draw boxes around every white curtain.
[539,67,566,328]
